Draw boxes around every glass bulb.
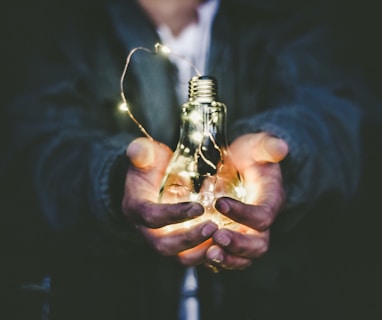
[159,76,246,230]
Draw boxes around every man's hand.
[122,137,218,264]
[205,132,289,270]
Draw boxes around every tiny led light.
[188,110,203,123]
[118,102,129,112]
[190,131,203,144]
[155,43,172,55]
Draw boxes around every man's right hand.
[122,137,218,265]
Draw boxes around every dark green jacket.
[1,0,371,319]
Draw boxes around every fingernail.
[208,247,223,264]
[202,222,218,237]
[215,198,230,214]
[215,231,231,247]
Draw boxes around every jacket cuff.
[89,133,144,247]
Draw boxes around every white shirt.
[156,1,220,319]
[157,0,220,103]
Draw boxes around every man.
[1,0,371,319]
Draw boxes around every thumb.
[259,135,289,163]
[248,133,288,163]
[126,137,155,169]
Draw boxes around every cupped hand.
[205,132,289,271]
[122,137,218,265]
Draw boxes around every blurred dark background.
[322,1,382,318]
[1,0,382,319]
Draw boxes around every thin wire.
[154,43,202,77]
[120,47,154,141]
[119,43,202,141]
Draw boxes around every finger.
[132,201,204,228]
[211,228,269,259]
[126,137,155,168]
[177,238,213,266]
[215,197,276,231]
[123,138,173,219]
[206,245,253,270]
[126,137,172,170]
[140,221,218,257]
[255,133,289,163]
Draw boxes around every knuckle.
[255,207,274,231]
[152,239,171,256]
[181,231,198,248]
[255,238,269,258]
[141,206,162,228]
[256,216,272,231]
[141,211,155,227]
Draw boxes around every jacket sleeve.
[1,4,144,255]
[225,3,365,234]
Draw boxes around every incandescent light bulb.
[159,76,246,231]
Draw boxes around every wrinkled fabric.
[1,0,372,319]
